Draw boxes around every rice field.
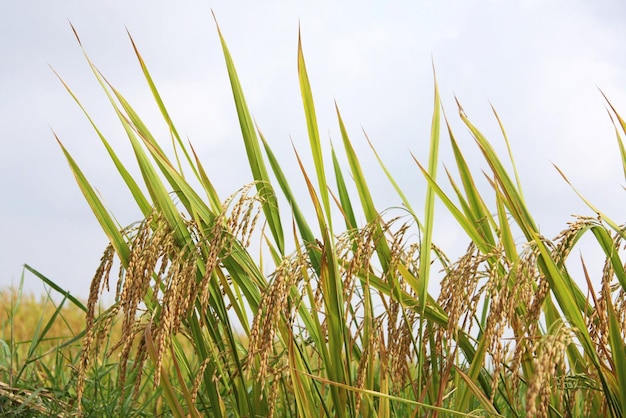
[3,21,626,417]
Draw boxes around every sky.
[1,1,626,299]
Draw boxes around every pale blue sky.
[1,1,625,297]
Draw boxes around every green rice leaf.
[22,265,87,313]
[336,104,391,271]
[415,159,485,248]
[294,147,350,415]
[189,141,222,213]
[491,104,524,199]
[601,92,626,183]
[258,128,320,269]
[126,30,198,180]
[214,18,284,254]
[590,225,626,292]
[554,164,625,240]
[418,74,441,311]
[454,366,500,416]
[366,131,421,228]
[445,114,496,246]
[606,285,626,415]
[298,31,332,230]
[494,181,518,260]
[331,144,357,230]
[55,134,130,264]
[456,99,536,234]
[52,67,152,217]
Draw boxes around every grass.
[3,19,626,417]
[0,276,79,417]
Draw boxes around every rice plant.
[42,19,626,417]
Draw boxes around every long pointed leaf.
[214,18,284,254]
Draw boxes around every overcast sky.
[1,1,626,298]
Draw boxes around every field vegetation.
[2,20,626,417]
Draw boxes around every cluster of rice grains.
[74,184,626,417]
[245,214,426,416]
[246,252,309,386]
[436,215,626,416]
[335,216,425,411]
[74,185,263,414]
[437,242,535,412]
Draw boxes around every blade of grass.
[336,104,391,272]
[555,164,626,241]
[601,92,626,183]
[257,128,319,267]
[417,71,441,312]
[144,319,186,418]
[52,66,152,218]
[606,286,626,416]
[298,30,332,230]
[55,134,130,264]
[214,16,284,254]
[294,147,350,417]
[414,160,485,250]
[366,131,422,229]
[455,366,500,416]
[125,30,199,181]
[331,144,358,231]
[189,141,222,213]
[22,265,87,313]
[491,104,524,199]
[445,113,496,246]
[293,368,499,417]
